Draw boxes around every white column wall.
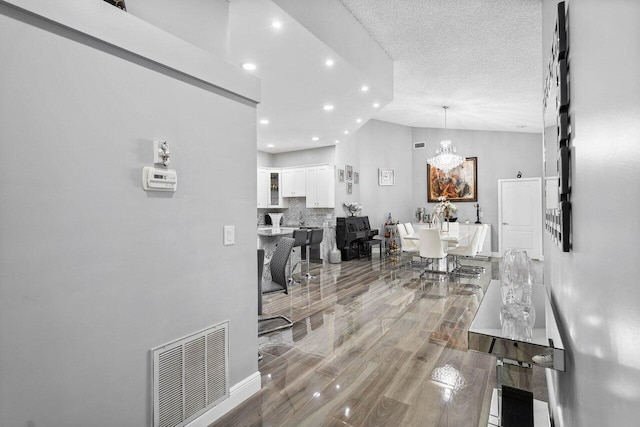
[0,4,257,426]
[542,1,640,426]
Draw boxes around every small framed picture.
[378,169,395,186]
[338,169,345,182]
[346,165,353,182]
[347,182,353,194]
[354,172,359,184]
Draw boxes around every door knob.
[502,222,509,225]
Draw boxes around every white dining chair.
[453,224,489,275]
[419,227,449,280]
[448,225,486,277]
[404,222,416,236]
[398,223,420,253]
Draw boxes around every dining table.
[404,227,469,273]
[404,228,469,248]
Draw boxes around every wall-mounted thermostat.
[142,167,177,192]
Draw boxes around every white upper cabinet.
[257,168,287,208]
[281,168,307,197]
[257,168,269,208]
[306,165,335,208]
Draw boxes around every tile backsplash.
[258,197,335,227]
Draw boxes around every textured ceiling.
[338,0,543,132]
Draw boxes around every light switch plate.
[223,225,235,246]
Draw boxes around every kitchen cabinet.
[306,165,335,208]
[257,168,269,208]
[257,168,287,208]
[281,168,306,197]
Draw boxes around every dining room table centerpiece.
[433,196,457,221]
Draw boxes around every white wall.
[542,1,640,426]
[128,0,230,59]
[270,146,336,168]
[257,150,273,167]
[411,128,542,253]
[340,120,414,229]
[0,4,257,427]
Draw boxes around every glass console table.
[468,280,565,427]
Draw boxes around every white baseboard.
[186,371,261,427]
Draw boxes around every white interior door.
[498,178,543,260]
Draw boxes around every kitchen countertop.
[257,224,335,236]
[257,226,298,236]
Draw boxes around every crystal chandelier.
[427,107,465,173]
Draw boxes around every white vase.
[268,213,283,231]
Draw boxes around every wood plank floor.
[213,254,543,427]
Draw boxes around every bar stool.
[304,228,323,280]
[290,229,309,284]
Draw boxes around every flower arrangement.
[433,196,457,219]
[344,202,362,217]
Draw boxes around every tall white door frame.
[498,177,543,260]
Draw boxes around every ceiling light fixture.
[427,106,465,173]
[242,63,256,71]
[344,130,349,135]
[372,102,380,108]
[335,140,340,144]
[271,21,282,29]
[312,136,319,141]
[267,144,274,148]
[361,85,369,92]
[323,104,334,111]
[325,58,334,67]
[259,119,269,125]
[356,118,362,123]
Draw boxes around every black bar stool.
[291,229,309,284]
[304,228,324,280]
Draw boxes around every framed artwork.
[345,165,353,181]
[427,157,477,202]
[347,182,353,194]
[104,0,127,10]
[338,169,345,182]
[378,169,395,186]
[354,172,359,184]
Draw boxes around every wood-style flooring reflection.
[215,255,500,427]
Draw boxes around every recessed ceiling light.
[259,119,269,125]
[267,144,274,148]
[356,118,362,123]
[272,21,282,29]
[335,140,340,144]
[325,58,334,67]
[373,102,380,108]
[361,85,369,92]
[312,136,320,141]
[323,104,334,111]
[344,130,349,135]
[242,63,256,71]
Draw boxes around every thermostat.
[142,167,177,192]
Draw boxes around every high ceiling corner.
[228,0,394,153]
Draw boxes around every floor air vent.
[152,321,229,427]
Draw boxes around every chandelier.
[427,107,465,173]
